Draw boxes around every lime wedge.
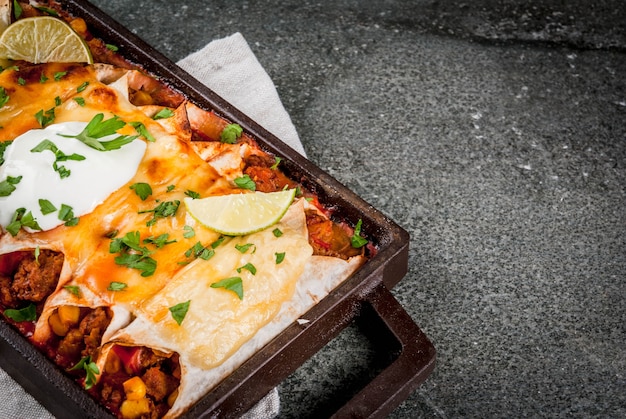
[184,189,297,236]
[0,16,93,64]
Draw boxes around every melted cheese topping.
[0,122,146,231]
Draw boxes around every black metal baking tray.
[0,1,436,417]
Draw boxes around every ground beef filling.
[243,154,364,260]
[95,345,181,419]
[0,249,63,309]
[44,306,113,370]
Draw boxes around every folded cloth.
[178,32,306,157]
[0,31,298,419]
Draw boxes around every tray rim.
[0,0,432,417]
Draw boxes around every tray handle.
[331,283,436,418]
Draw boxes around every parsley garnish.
[211,236,226,248]
[143,233,176,248]
[184,242,214,261]
[35,107,56,127]
[17,77,25,86]
[59,204,79,226]
[183,225,195,238]
[76,81,89,93]
[139,200,180,227]
[0,87,10,108]
[211,277,243,300]
[30,139,85,179]
[69,356,99,390]
[54,96,62,106]
[40,73,48,83]
[0,175,21,197]
[130,182,152,200]
[270,156,282,170]
[7,208,41,236]
[166,184,175,192]
[129,121,156,142]
[234,174,256,191]
[185,190,200,199]
[64,285,81,296]
[74,97,86,107]
[109,231,157,277]
[33,5,59,16]
[235,243,255,254]
[237,263,257,275]
[39,199,57,215]
[153,108,174,120]
[220,123,243,144]
[0,140,11,165]
[275,252,285,264]
[351,219,368,248]
[272,228,283,237]
[105,43,119,52]
[4,303,36,322]
[107,281,128,291]
[12,0,22,19]
[60,113,137,151]
[169,300,190,325]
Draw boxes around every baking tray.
[0,0,436,417]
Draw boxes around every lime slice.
[184,189,297,235]
[0,16,93,64]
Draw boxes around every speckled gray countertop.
[89,1,625,417]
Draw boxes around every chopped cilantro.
[130,182,152,200]
[35,107,56,127]
[39,199,57,215]
[143,233,176,248]
[169,300,190,325]
[4,303,36,322]
[30,139,85,179]
[0,175,21,197]
[0,87,9,108]
[351,219,368,248]
[270,156,282,170]
[69,356,99,390]
[60,113,137,151]
[139,200,180,227]
[234,174,256,191]
[153,108,174,120]
[211,277,243,300]
[237,263,257,275]
[129,121,156,142]
[183,225,195,238]
[7,208,41,236]
[220,123,243,144]
[185,190,200,199]
[235,243,255,254]
[76,81,89,93]
[107,282,128,291]
[275,252,285,264]
[64,285,81,296]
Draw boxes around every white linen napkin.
[0,31,298,419]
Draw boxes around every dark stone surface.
[90,1,626,417]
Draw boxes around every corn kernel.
[167,388,179,407]
[123,376,147,400]
[48,313,69,336]
[58,305,80,325]
[119,398,150,419]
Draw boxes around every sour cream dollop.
[0,122,146,232]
